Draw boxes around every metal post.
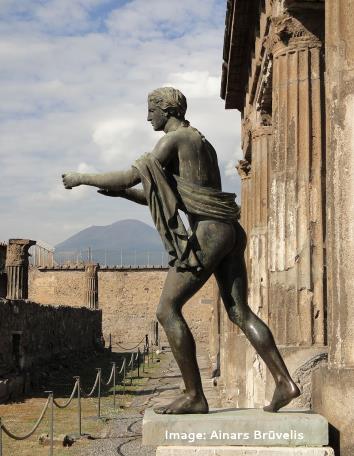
[74,377,81,436]
[97,368,101,419]
[142,345,146,373]
[130,354,133,386]
[137,348,140,378]
[147,344,150,368]
[109,333,112,352]
[0,417,3,456]
[45,391,54,456]
[123,361,126,397]
[112,362,116,410]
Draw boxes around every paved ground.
[79,346,220,456]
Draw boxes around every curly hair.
[148,87,187,119]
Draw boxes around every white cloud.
[0,0,241,245]
[164,71,220,98]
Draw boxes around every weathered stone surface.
[28,268,216,346]
[143,409,329,447]
[312,366,354,456]
[6,239,36,300]
[156,447,334,456]
[0,298,102,384]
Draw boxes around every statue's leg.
[154,220,236,414]
[214,222,300,412]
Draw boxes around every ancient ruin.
[0,239,103,403]
[219,0,353,454]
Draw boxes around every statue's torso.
[165,126,222,191]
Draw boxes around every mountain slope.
[55,219,165,265]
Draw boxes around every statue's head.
[147,87,187,131]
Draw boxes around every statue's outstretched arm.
[97,188,147,206]
[62,167,140,191]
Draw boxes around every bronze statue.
[62,87,300,414]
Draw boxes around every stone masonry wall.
[29,267,85,306]
[0,298,102,377]
[28,268,216,348]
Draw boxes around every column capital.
[236,159,251,180]
[5,239,36,268]
[85,263,99,276]
[266,14,322,56]
[252,126,273,139]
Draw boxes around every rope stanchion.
[0,417,3,456]
[101,363,115,387]
[74,376,82,436]
[80,370,100,398]
[112,362,116,410]
[137,348,140,378]
[1,395,50,440]
[97,368,101,419]
[142,345,146,373]
[53,380,78,409]
[123,360,126,397]
[47,391,54,456]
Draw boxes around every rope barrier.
[101,363,115,387]
[118,358,126,375]
[80,370,100,398]
[53,380,78,409]
[112,335,146,351]
[1,395,50,440]
[0,337,147,454]
[128,353,134,368]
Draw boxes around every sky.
[0,0,242,246]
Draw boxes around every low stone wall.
[28,267,85,306]
[28,267,216,348]
[0,298,102,378]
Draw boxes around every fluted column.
[6,239,36,300]
[236,158,252,272]
[249,126,272,322]
[84,263,99,309]
[267,14,325,346]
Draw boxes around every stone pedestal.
[143,409,329,447]
[6,239,36,300]
[156,447,334,456]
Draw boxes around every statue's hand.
[62,172,82,189]
[97,188,125,197]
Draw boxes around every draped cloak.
[133,153,240,272]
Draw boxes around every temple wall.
[219,0,328,414]
[311,1,354,454]
[220,0,354,453]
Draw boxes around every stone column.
[236,158,252,272]
[312,1,354,454]
[84,263,99,309]
[6,239,36,300]
[0,243,7,298]
[267,13,325,346]
[245,126,272,407]
[249,126,272,323]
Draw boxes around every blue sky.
[0,0,241,246]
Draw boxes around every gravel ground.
[78,346,220,456]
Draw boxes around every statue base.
[143,409,330,451]
[155,447,334,455]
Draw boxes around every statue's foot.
[263,379,300,412]
[154,393,209,414]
